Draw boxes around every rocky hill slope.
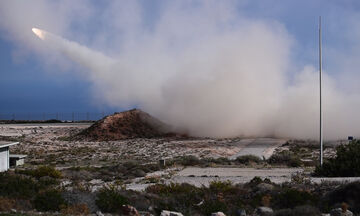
[76,109,173,141]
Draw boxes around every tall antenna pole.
[319,16,323,166]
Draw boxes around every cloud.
[1,0,360,140]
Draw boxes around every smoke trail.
[4,1,360,140]
[32,23,360,140]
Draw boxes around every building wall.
[0,147,9,172]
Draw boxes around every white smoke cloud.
[1,0,360,140]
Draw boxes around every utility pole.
[319,16,324,166]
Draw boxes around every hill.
[76,109,173,141]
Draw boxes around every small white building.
[0,141,19,172]
[10,154,27,167]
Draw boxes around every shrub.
[96,185,128,213]
[0,197,15,211]
[236,155,262,165]
[146,183,198,195]
[17,166,62,179]
[208,180,234,193]
[274,205,321,216]
[146,183,203,215]
[246,176,272,188]
[0,173,38,199]
[33,189,67,211]
[273,189,318,209]
[314,140,360,177]
[201,199,228,216]
[268,151,302,167]
[61,203,90,215]
[205,157,232,165]
[323,181,360,213]
[177,155,203,166]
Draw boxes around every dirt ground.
[0,123,344,191]
[0,123,287,167]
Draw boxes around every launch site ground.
[2,122,360,215]
[0,122,355,191]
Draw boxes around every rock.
[211,212,226,216]
[254,206,273,216]
[330,208,353,216]
[236,209,247,216]
[160,210,184,216]
[96,211,104,216]
[121,205,140,216]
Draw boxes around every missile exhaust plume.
[31,27,115,72]
[12,0,359,141]
[30,26,360,140]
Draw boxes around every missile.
[31,27,115,70]
[32,28,46,40]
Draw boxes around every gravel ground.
[170,167,303,186]
[0,123,289,166]
[228,138,287,160]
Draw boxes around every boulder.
[330,208,353,216]
[121,205,140,216]
[254,206,273,216]
[96,211,104,216]
[236,209,247,216]
[211,212,226,216]
[160,210,184,216]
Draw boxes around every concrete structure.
[0,141,19,172]
[10,154,27,167]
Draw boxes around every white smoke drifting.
[3,1,360,140]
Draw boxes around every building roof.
[9,154,27,159]
[0,141,19,148]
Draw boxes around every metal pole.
[319,16,324,166]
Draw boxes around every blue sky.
[1,0,360,116]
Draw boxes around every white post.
[319,16,324,166]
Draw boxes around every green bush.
[314,140,360,177]
[146,183,203,215]
[204,157,232,165]
[208,180,234,193]
[274,205,321,216]
[146,183,198,195]
[268,151,302,167]
[236,155,262,165]
[201,199,228,216]
[177,155,203,166]
[322,181,360,213]
[33,189,67,211]
[273,189,318,209]
[96,185,128,213]
[17,166,62,179]
[0,173,38,199]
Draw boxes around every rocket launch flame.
[32,28,45,40]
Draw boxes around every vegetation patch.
[96,185,128,213]
[33,189,67,212]
[16,166,62,179]
[0,173,39,199]
[268,150,302,167]
[235,155,262,165]
[272,188,319,209]
[314,140,360,177]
